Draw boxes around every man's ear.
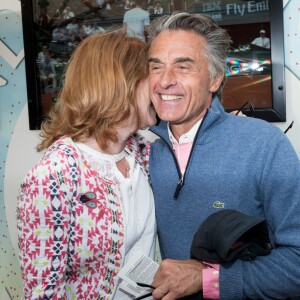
[209,73,224,93]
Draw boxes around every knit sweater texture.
[150,97,300,299]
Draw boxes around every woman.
[17,31,157,299]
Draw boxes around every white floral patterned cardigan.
[16,135,152,300]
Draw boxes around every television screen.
[21,0,285,129]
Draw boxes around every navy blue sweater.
[150,97,300,299]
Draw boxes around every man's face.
[149,29,223,130]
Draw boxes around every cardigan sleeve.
[17,151,75,299]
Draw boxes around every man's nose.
[159,68,177,88]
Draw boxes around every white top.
[76,142,156,299]
[251,36,270,49]
[88,26,106,35]
[123,7,150,41]
[66,23,79,34]
[154,6,163,14]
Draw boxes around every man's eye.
[178,64,190,70]
[150,65,162,72]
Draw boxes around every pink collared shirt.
[168,122,220,299]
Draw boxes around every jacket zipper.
[150,109,209,199]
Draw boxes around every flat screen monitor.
[20,0,285,129]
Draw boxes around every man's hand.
[151,259,206,299]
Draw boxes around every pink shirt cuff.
[202,263,220,299]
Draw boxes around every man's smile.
[160,94,183,101]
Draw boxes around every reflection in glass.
[22,0,286,127]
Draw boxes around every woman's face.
[136,78,157,129]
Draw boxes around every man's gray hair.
[148,12,231,99]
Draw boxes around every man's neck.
[169,111,206,141]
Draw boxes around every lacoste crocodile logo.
[213,201,224,208]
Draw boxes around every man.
[40,51,57,92]
[153,2,163,14]
[62,6,75,19]
[123,0,150,42]
[88,22,105,35]
[148,12,300,299]
[251,29,270,49]
[37,45,48,64]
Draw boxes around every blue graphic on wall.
[0,0,26,298]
